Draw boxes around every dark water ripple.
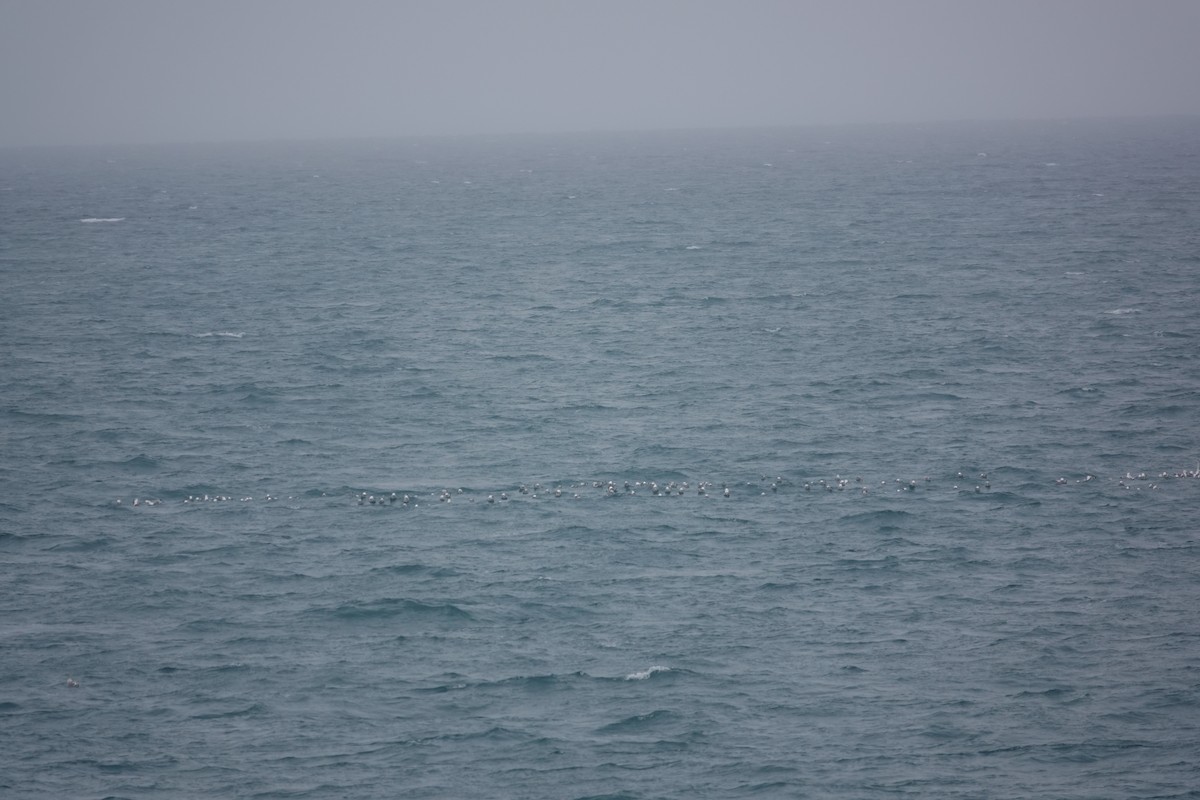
[2,119,1200,798]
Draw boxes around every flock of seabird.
[115,494,287,507]
[110,467,1200,509]
[355,479,733,507]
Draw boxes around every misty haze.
[2,0,1198,147]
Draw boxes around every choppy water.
[2,118,1199,799]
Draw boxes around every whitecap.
[1105,308,1137,315]
[194,331,246,338]
[80,217,125,223]
[625,665,670,681]
[685,245,702,250]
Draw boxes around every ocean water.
[2,118,1198,799]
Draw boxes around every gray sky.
[2,0,1198,147]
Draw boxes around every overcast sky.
[2,0,1198,147]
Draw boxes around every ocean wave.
[117,454,160,472]
[838,509,913,525]
[322,597,474,622]
[416,672,582,694]
[624,665,671,681]
[420,726,531,744]
[835,555,900,570]
[369,563,462,578]
[489,673,569,691]
[1058,385,1102,397]
[79,217,125,223]
[595,709,678,733]
[193,331,246,338]
[190,702,267,720]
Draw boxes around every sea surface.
[2,118,1199,799]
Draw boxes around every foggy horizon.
[3,0,1199,149]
